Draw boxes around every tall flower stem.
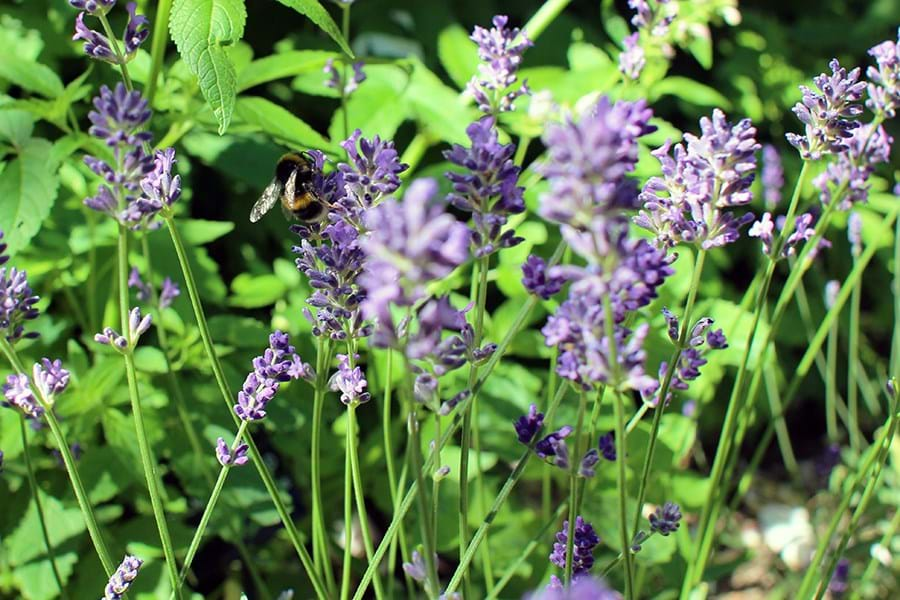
[847,253,863,451]
[339,5,351,141]
[340,424,353,600]
[444,383,568,595]
[174,420,249,594]
[0,338,115,574]
[563,391,588,584]
[825,310,839,442]
[117,226,182,598]
[631,248,706,535]
[19,417,68,599]
[523,0,573,41]
[160,213,327,598]
[146,0,173,104]
[96,12,134,91]
[685,161,812,593]
[892,218,900,375]
[310,337,336,595]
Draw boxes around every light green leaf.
[134,346,169,374]
[238,50,337,91]
[235,96,337,154]
[275,0,354,58]
[0,54,64,98]
[0,106,35,147]
[170,0,248,134]
[228,273,288,308]
[0,138,59,255]
[406,57,478,145]
[176,218,235,245]
[650,76,732,110]
[437,24,479,90]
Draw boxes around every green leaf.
[437,24,479,90]
[406,57,479,145]
[134,346,169,374]
[238,50,337,91]
[0,138,59,255]
[235,96,337,154]
[274,0,354,58]
[228,273,288,308]
[650,76,732,110]
[0,106,34,147]
[0,54,64,98]
[176,218,235,245]
[170,0,248,134]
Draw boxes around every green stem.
[310,337,336,595]
[523,0,573,42]
[175,420,250,594]
[348,404,385,599]
[117,226,181,598]
[848,254,862,451]
[160,214,327,598]
[564,391,588,584]
[97,12,134,91]
[19,417,69,599]
[826,315,839,442]
[513,136,532,167]
[892,218,900,375]
[340,424,353,600]
[146,0,173,104]
[406,382,439,597]
[0,339,115,575]
[399,133,432,175]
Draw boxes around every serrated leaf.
[238,50,337,91]
[0,54,64,98]
[437,24,478,90]
[275,0,353,58]
[235,96,337,154]
[0,138,59,255]
[0,107,34,147]
[170,0,247,134]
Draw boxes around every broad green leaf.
[0,138,59,255]
[437,24,479,90]
[170,0,248,134]
[134,346,169,374]
[228,273,288,308]
[275,0,354,58]
[406,57,478,145]
[238,50,337,91]
[0,55,63,98]
[650,76,732,110]
[328,78,407,142]
[0,106,34,147]
[235,96,337,154]
[176,218,235,245]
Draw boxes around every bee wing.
[250,179,283,223]
[284,168,298,205]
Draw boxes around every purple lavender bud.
[706,328,727,349]
[33,359,70,398]
[122,2,149,55]
[0,257,41,344]
[337,130,407,213]
[514,404,544,444]
[94,326,127,350]
[748,212,776,256]
[649,501,682,535]
[578,448,599,478]
[127,307,152,342]
[234,331,309,421]
[467,15,532,114]
[540,97,655,228]
[3,374,44,419]
[159,277,180,309]
[785,59,866,160]
[402,550,428,583]
[661,307,679,343]
[761,145,784,209]
[813,124,893,210]
[828,558,850,597]
[549,516,599,575]
[866,29,900,118]
[103,555,143,600]
[323,59,367,96]
[535,425,573,469]
[128,268,152,302]
[888,378,898,398]
[847,212,862,258]
[598,432,616,461]
[444,116,525,257]
[536,574,617,599]
[439,389,470,416]
[69,0,116,15]
[330,354,371,406]
[215,437,249,467]
[522,255,565,300]
[619,32,645,81]
[133,148,182,221]
[88,84,152,147]
[73,12,116,62]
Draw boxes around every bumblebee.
[250,151,327,223]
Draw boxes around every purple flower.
[69,0,116,15]
[103,555,143,600]
[32,359,70,399]
[331,130,408,225]
[535,425,573,469]
[324,59,367,96]
[330,354,370,405]
[814,124,893,210]
[531,575,617,600]
[128,268,152,302]
[540,97,655,228]
[3,374,44,419]
[405,297,485,377]
[122,2,149,54]
[848,212,862,258]
[234,331,311,421]
[359,179,470,345]
[661,307,679,342]
[89,83,152,146]
[72,2,148,65]
[549,516,599,575]
[467,15,532,114]
[866,29,900,118]
[785,59,866,160]
[215,437,249,467]
[815,442,842,481]
[578,449,600,478]
[748,212,776,255]
[761,144,784,209]
[828,558,850,597]
[94,307,152,351]
[649,501,682,535]
[159,277,180,309]
[444,116,525,257]
[598,432,616,461]
[522,255,565,300]
[619,32,645,80]
[402,550,428,583]
[706,328,727,349]
[0,246,41,343]
[128,147,182,222]
[514,404,544,444]
[72,12,116,62]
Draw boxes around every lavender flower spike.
[468,15,532,114]
[3,374,44,419]
[866,29,900,118]
[522,255,565,300]
[619,32,645,81]
[94,308,151,352]
[649,501,682,535]
[159,277,181,309]
[514,404,545,444]
[234,331,311,421]
[215,437,249,467]
[549,516,600,575]
[535,425,574,469]
[69,1,116,16]
[761,144,784,209]
[103,555,143,600]
[72,2,148,65]
[0,247,41,343]
[330,354,371,405]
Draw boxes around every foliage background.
[0,0,898,598]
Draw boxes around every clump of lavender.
[619,33,645,81]
[760,144,784,210]
[785,59,866,160]
[749,210,828,259]
[94,307,152,352]
[535,575,617,599]
[71,1,148,65]
[649,501,682,535]
[330,354,370,405]
[0,231,40,344]
[598,432,616,461]
[324,59,366,96]
[636,109,760,250]
[866,29,900,118]
[234,331,311,421]
[128,268,180,309]
[549,516,600,575]
[618,0,676,81]
[814,123,893,209]
[535,425,574,469]
[130,147,183,221]
[444,116,526,257]
[2,358,70,419]
[468,15,532,114]
[336,131,408,217]
[522,255,565,300]
[102,555,143,600]
[645,314,726,406]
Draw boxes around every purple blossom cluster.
[785,59,866,160]
[71,1,148,65]
[813,123,893,210]
[760,144,784,210]
[324,59,366,96]
[636,109,760,250]
[234,331,311,421]
[866,29,900,118]
[535,575,617,600]
[0,231,40,344]
[102,555,143,600]
[549,516,600,575]
[330,354,370,405]
[216,437,249,467]
[444,117,525,257]
[128,268,180,309]
[749,210,829,259]
[522,255,565,300]
[649,501,682,535]
[534,425,573,469]
[618,1,676,81]
[645,314,726,406]
[468,15,532,114]
[94,307,152,351]
[2,359,69,421]
[514,404,544,444]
